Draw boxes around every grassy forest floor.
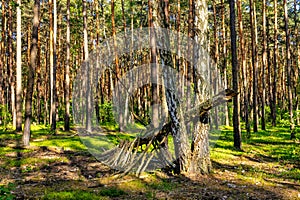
[0,124,299,200]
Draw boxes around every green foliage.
[0,183,15,200]
[99,102,116,124]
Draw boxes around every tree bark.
[16,0,23,132]
[250,0,258,132]
[64,0,71,131]
[49,0,57,131]
[229,0,241,150]
[221,0,229,126]
[261,0,267,131]
[272,0,278,127]
[237,0,250,136]
[23,0,40,146]
[149,0,159,129]
[284,0,295,139]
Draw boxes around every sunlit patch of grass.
[31,137,87,151]
[4,156,68,170]
[211,125,300,188]
[0,146,33,156]
[118,179,147,191]
[43,190,109,200]
[278,168,300,180]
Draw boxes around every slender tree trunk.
[0,0,5,113]
[237,0,250,136]
[295,0,300,125]
[148,0,159,129]
[230,0,241,150]
[111,0,122,131]
[36,14,41,124]
[250,0,258,132]
[16,0,22,132]
[284,0,295,139]
[221,0,229,126]
[213,0,219,130]
[49,0,57,131]
[8,3,16,128]
[83,0,91,132]
[261,0,267,130]
[272,0,278,127]
[64,0,71,131]
[23,0,39,146]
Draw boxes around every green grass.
[0,123,299,199]
[43,190,108,200]
[42,187,126,200]
[210,125,300,183]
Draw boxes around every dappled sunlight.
[0,125,299,199]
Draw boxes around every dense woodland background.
[0,0,299,165]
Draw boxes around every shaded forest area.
[0,0,299,199]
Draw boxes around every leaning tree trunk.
[23,0,40,146]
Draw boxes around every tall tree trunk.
[284,0,295,139]
[221,0,229,126]
[250,0,258,132]
[148,0,159,129]
[237,0,250,136]
[23,0,40,146]
[64,0,71,131]
[8,3,16,128]
[230,0,241,150]
[82,0,91,132]
[261,0,267,130]
[111,0,122,131]
[187,0,211,174]
[36,13,41,124]
[49,0,57,131]
[213,0,219,130]
[0,0,5,113]
[16,0,23,132]
[294,0,300,125]
[272,0,278,127]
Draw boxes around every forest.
[0,0,299,199]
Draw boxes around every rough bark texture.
[23,0,40,146]
[189,0,211,174]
